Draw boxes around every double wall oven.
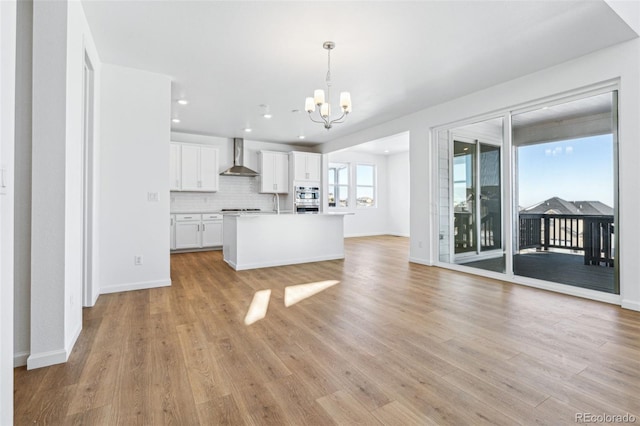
[294,186,320,213]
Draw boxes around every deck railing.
[519,213,614,267]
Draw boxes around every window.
[328,163,349,207]
[356,164,376,207]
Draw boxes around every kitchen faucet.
[273,193,280,214]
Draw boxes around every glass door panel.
[480,144,501,252]
[454,141,476,254]
[512,91,618,294]
[438,117,505,273]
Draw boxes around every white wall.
[99,64,171,294]
[0,0,16,421]
[327,150,389,237]
[321,39,640,311]
[29,0,73,370]
[387,151,410,237]
[23,0,101,370]
[13,0,31,368]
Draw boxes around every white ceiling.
[81,1,637,146]
[335,132,410,156]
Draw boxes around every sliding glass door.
[437,89,619,294]
[438,117,505,273]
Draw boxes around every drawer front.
[202,213,223,221]
[175,213,202,221]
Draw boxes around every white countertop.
[224,211,353,217]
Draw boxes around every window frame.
[328,162,350,209]
[355,163,377,208]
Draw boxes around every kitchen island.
[222,213,348,270]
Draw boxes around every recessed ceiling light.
[384,150,389,153]
[263,113,273,119]
[298,135,305,140]
[177,99,188,105]
[244,128,252,132]
[172,118,181,123]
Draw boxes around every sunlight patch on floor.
[244,289,272,325]
[284,280,340,307]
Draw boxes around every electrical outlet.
[147,192,159,202]
[134,255,143,265]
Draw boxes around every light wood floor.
[14,236,640,425]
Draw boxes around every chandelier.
[305,41,352,130]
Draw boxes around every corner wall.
[98,64,171,294]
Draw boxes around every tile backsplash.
[170,176,291,212]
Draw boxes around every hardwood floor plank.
[372,400,439,426]
[66,349,121,415]
[13,236,640,424]
[196,394,248,426]
[316,390,383,425]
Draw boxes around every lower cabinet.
[173,213,223,250]
[202,214,223,247]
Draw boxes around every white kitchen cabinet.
[173,143,219,192]
[175,214,202,249]
[169,143,181,191]
[199,146,219,191]
[202,214,223,247]
[258,151,289,193]
[173,213,223,250]
[291,151,321,183]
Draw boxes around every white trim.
[27,348,67,370]
[344,232,387,238]
[388,232,410,238]
[409,257,433,266]
[225,254,344,271]
[621,299,640,312]
[99,278,171,295]
[13,351,28,368]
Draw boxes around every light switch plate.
[147,192,159,202]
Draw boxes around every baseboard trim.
[409,257,433,266]
[344,232,388,238]
[14,351,29,368]
[227,254,344,271]
[100,278,171,295]
[27,348,68,370]
[66,322,82,360]
[388,232,410,238]
[621,299,640,312]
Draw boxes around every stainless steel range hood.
[220,138,259,177]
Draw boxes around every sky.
[517,134,614,209]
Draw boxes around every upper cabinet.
[258,150,289,193]
[291,151,321,183]
[170,143,219,192]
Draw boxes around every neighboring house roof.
[522,196,613,215]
